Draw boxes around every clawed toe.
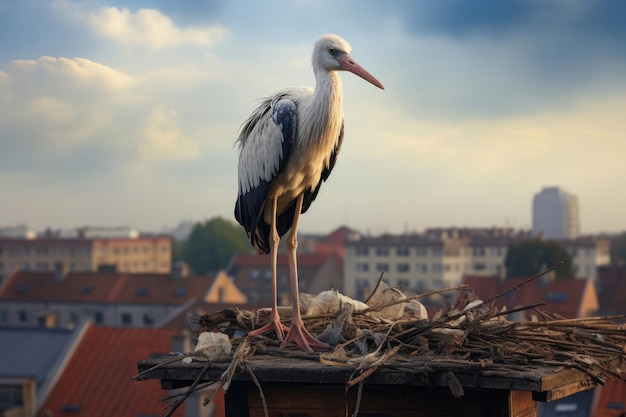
[280,323,330,353]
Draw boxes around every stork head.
[313,34,384,89]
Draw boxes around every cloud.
[53,1,226,49]
[139,106,199,161]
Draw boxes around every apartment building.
[561,236,611,280]
[532,186,580,239]
[0,227,172,281]
[344,227,608,299]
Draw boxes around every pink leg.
[280,194,330,352]
[249,195,288,340]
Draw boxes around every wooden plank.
[135,353,599,404]
[244,382,534,417]
[533,383,595,403]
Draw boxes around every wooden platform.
[136,353,602,417]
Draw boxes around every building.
[532,186,580,239]
[0,229,173,282]
[561,236,611,280]
[0,325,82,416]
[344,228,527,299]
[226,252,343,305]
[343,227,609,299]
[0,323,225,417]
[463,275,599,320]
[0,268,246,329]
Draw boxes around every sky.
[1,0,625,236]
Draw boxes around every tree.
[504,239,574,278]
[181,217,251,274]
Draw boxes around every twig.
[486,261,563,305]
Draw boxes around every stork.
[234,34,384,352]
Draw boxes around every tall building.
[532,186,580,239]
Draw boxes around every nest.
[137,267,626,417]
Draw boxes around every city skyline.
[1,1,626,235]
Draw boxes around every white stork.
[234,34,384,352]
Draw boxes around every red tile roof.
[227,252,343,304]
[0,270,218,305]
[597,266,626,315]
[38,325,194,417]
[463,275,594,319]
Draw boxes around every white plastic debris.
[182,332,231,363]
[304,290,369,316]
[365,280,428,321]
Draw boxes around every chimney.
[53,261,69,282]
[539,263,555,288]
[497,265,507,282]
[171,261,189,281]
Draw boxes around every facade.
[0,232,172,282]
[344,227,609,299]
[344,228,525,299]
[532,186,580,239]
[561,236,611,280]
[0,269,246,329]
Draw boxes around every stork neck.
[312,69,343,122]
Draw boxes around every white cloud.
[10,56,133,91]
[139,106,199,161]
[90,7,223,48]
[0,57,136,149]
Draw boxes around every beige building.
[0,232,172,281]
[344,228,522,298]
[561,236,611,280]
[344,227,608,299]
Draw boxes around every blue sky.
[1,0,625,235]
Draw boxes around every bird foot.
[280,322,330,353]
[249,313,289,341]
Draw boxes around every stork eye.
[328,47,336,56]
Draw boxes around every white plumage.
[234,34,383,352]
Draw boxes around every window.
[432,264,442,273]
[417,264,428,273]
[473,247,486,256]
[0,310,7,323]
[18,311,28,322]
[121,313,132,325]
[397,279,410,290]
[376,247,390,256]
[355,263,369,272]
[397,263,410,273]
[396,247,410,256]
[355,278,369,289]
[415,248,427,256]
[355,247,369,256]
[376,263,389,272]
[143,314,154,326]
[94,311,104,324]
